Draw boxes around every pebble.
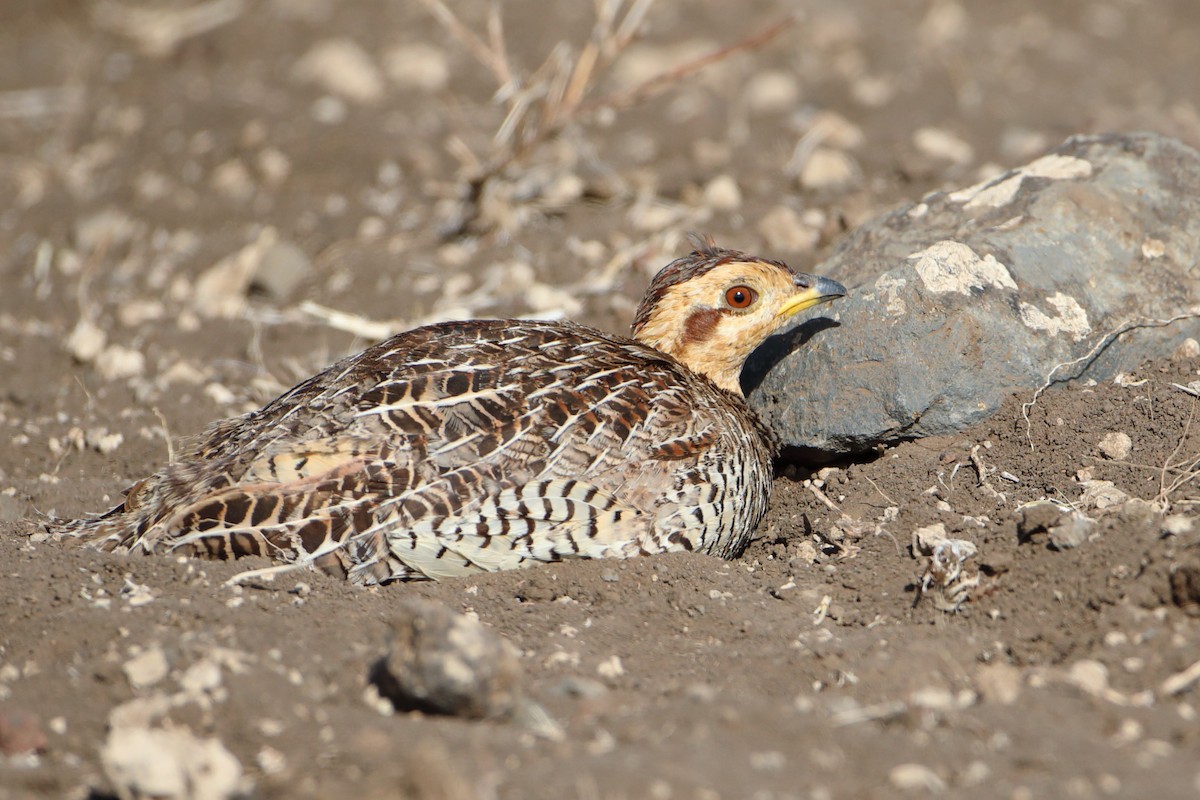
[0,707,46,756]
[118,298,165,328]
[1067,659,1109,696]
[369,598,522,719]
[1048,512,1095,550]
[745,70,800,114]
[975,662,1022,705]
[596,655,625,681]
[798,147,860,191]
[257,745,287,775]
[1078,479,1130,511]
[123,646,170,689]
[86,428,124,454]
[66,318,107,363]
[194,227,278,318]
[310,95,348,124]
[702,174,742,211]
[1172,337,1200,360]
[383,42,450,93]
[1162,515,1194,536]
[250,239,313,301]
[74,207,140,252]
[102,724,242,800]
[210,159,254,202]
[1097,432,1132,460]
[179,659,223,695]
[293,38,385,104]
[913,127,974,165]
[256,147,291,185]
[96,344,146,381]
[889,763,946,792]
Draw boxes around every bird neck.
[634,310,746,395]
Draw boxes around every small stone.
[1141,237,1167,259]
[1162,515,1194,536]
[310,95,348,124]
[294,38,385,104]
[702,174,742,211]
[194,228,278,318]
[889,763,946,792]
[0,707,47,756]
[118,299,164,328]
[745,70,799,114]
[1068,659,1109,696]
[975,662,1022,705]
[257,745,287,775]
[1097,432,1133,460]
[102,725,242,800]
[1172,338,1200,360]
[211,158,254,202]
[1016,500,1067,543]
[383,42,450,93]
[85,428,124,454]
[179,659,223,695]
[908,686,958,711]
[66,318,107,363]
[596,655,625,681]
[256,147,291,186]
[250,239,313,301]
[369,598,522,719]
[123,646,169,689]
[96,345,146,381]
[1048,512,1095,551]
[914,127,974,165]
[1078,479,1129,511]
[798,147,860,191]
[74,208,140,252]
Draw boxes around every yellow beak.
[777,275,847,319]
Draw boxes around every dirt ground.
[3,1,1200,798]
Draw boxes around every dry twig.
[418,0,796,235]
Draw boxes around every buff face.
[631,254,846,394]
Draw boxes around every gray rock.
[748,132,1200,456]
[369,598,522,719]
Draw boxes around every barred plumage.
[49,240,844,583]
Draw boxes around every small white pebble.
[889,763,946,792]
[914,127,974,165]
[294,38,385,104]
[383,42,450,93]
[66,319,107,364]
[205,383,237,406]
[702,175,742,211]
[798,148,860,191]
[1068,659,1109,696]
[1097,432,1132,460]
[596,655,624,680]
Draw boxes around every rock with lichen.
[748,132,1200,456]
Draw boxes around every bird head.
[631,239,846,395]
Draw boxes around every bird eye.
[724,285,756,309]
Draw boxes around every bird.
[49,239,845,584]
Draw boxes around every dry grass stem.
[418,0,796,234]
